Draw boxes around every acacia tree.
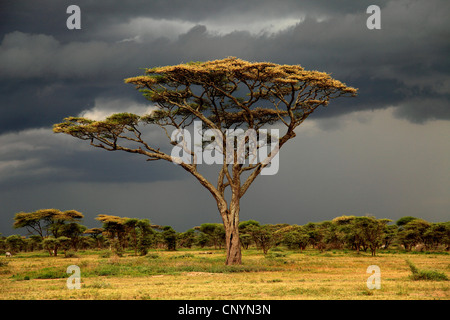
[161,226,177,251]
[352,216,392,256]
[199,223,225,249]
[136,219,155,255]
[246,224,276,254]
[84,228,104,249]
[13,209,83,239]
[13,209,84,256]
[239,220,261,249]
[61,222,87,251]
[282,225,310,252]
[124,218,139,256]
[53,57,356,265]
[96,214,128,254]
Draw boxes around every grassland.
[0,248,448,300]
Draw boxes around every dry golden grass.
[0,249,448,300]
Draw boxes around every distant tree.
[352,216,391,256]
[268,223,290,247]
[442,222,450,250]
[153,232,165,249]
[136,219,155,255]
[48,210,84,239]
[42,237,59,256]
[13,209,84,242]
[29,235,43,252]
[396,216,417,228]
[239,220,261,229]
[162,226,177,251]
[13,209,82,256]
[13,210,54,238]
[239,220,260,249]
[332,215,356,225]
[397,219,430,251]
[61,222,87,251]
[124,218,139,255]
[282,225,309,252]
[423,222,449,250]
[6,235,25,254]
[382,224,398,250]
[196,232,210,248]
[178,229,196,248]
[84,228,104,249]
[96,214,128,255]
[78,236,96,250]
[322,222,342,249]
[239,233,253,250]
[199,223,225,249]
[303,222,327,251]
[0,237,5,252]
[246,224,275,254]
[57,236,72,256]
[54,57,357,265]
[332,215,357,250]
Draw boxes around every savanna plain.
[0,248,448,300]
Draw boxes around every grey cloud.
[0,127,183,189]
[0,79,100,134]
[393,98,450,123]
[0,1,390,40]
[0,32,136,79]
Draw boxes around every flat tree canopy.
[13,209,84,238]
[54,57,357,264]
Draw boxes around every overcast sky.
[0,0,449,236]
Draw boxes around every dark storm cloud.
[0,79,96,133]
[1,0,449,132]
[393,97,450,123]
[0,127,182,189]
[1,0,389,41]
[1,0,450,235]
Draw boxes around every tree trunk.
[221,196,242,265]
[224,219,241,265]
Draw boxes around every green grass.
[9,251,282,280]
[11,267,68,280]
[406,259,449,281]
[2,248,449,300]
[0,260,9,267]
[90,260,273,277]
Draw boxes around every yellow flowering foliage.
[13,209,84,232]
[125,57,357,95]
[96,214,128,225]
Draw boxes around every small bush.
[411,269,448,281]
[64,251,78,258]
[146,253,160,259]
[406,259,420,274]
[406,259,448,281]
[267,279,283,283]
[265,252,286,259]
[100,251,111,258]
[170,253,195,259]
[16,267,67,280]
